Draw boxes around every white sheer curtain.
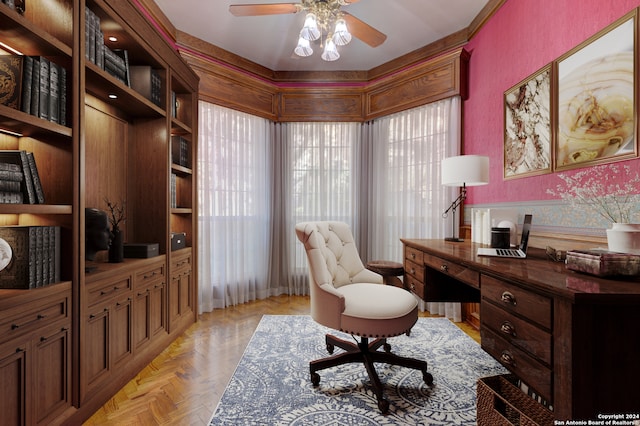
[366,97,462,321]
[197,98,462,317]
[285,122,361,294]
[198,102,273,311]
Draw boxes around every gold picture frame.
[504,65,552,179]
[555,11,637,171]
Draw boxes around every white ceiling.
[153,0,490,72]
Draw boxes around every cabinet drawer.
[87,276,132,307]
[405,246,423,264]
[171,252,192,273]
[481,327,552,402]
[482,301,551,365]
[135,262,165,287]
[404,258,424,282]
[1,296,68,343]
[482,275,551,329]
[424,253,480,288]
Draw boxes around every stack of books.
[0,150,45,204]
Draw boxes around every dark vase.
[109,228,124,263]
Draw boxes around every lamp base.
[444,237,464,242]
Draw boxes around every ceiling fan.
[229,0,387,61]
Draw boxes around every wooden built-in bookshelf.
[0,0,198,424]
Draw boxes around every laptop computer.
[477,214,533,258]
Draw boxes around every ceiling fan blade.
[342,12,387,47]
[229,3,300,17]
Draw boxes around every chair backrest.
[295,221,382,329]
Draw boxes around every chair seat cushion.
[336,283,419,338]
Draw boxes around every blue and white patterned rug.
[209,315,507,425]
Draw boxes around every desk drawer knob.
[501,291,517,306]
[500,350,515,366]
[440,264,448,273]
[500,321,516,337]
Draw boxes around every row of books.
[86,6,163,108]
[1,0,25,14]
[0,225,61,289]
[171,135,191,168]
[0,150,45,204]
[0,55,68,126]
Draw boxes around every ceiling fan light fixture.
[300,13,320,41]
[321,38,340,61]
[332,18,351,46]
[294,37,313,57]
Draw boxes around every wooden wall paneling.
[366,48,469,120]
[278,88,365,122]
[185,52,278,120]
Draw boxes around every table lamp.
[441,155,489,242]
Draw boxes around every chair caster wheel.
[311,372,320,386]
[326,343,334,354]
[423,371,434,386]
[383,343,391,353]
[377,398,389,414]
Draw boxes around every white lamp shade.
[300,13,320,41]
[333,19,351,45]
[321,39,340,61]
[441,155,489,187]
[294,37,313,57]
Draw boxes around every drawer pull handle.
[410,268,415,274]
[11,314,46,330]
[411,253,416,259]
[501,291,517,306]
[410,283,415,291]
[500,351,515,366]
[500,321,516,337]
[440,264,448,273]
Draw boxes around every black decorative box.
[171,232,186,251]
[123,243,159,258]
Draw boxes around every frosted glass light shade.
[441,155,489,187]
[294,37,313,57]
[321,39,340,61]
[300,13,320,41]
[332,19,351,45]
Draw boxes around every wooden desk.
[401,239,640,421]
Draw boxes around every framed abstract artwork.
[504,65,552,179]
[555,11,637,170]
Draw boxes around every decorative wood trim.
[366,48,469,120]
[278,88,364,122]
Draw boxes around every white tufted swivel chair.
[295,221,433,413]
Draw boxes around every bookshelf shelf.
[0,204,72,215]
[0,6,72,57]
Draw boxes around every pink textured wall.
[464,0,640,204]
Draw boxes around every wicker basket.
[477,375,554,426]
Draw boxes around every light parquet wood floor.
[84,295,480,425]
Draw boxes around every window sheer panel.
[287,122,360,291]
[368,97,462,321]
[198,102,272,311]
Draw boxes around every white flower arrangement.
[547,163,640,224]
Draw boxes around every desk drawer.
[404,258,424,282]
[405,245,423,264]
[481,327,552,402]
[482,301,551,365]
[482,275,551,329]
[424,253,480,288]
[405,274,425,299]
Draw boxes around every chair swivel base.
[310,333,434,414]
